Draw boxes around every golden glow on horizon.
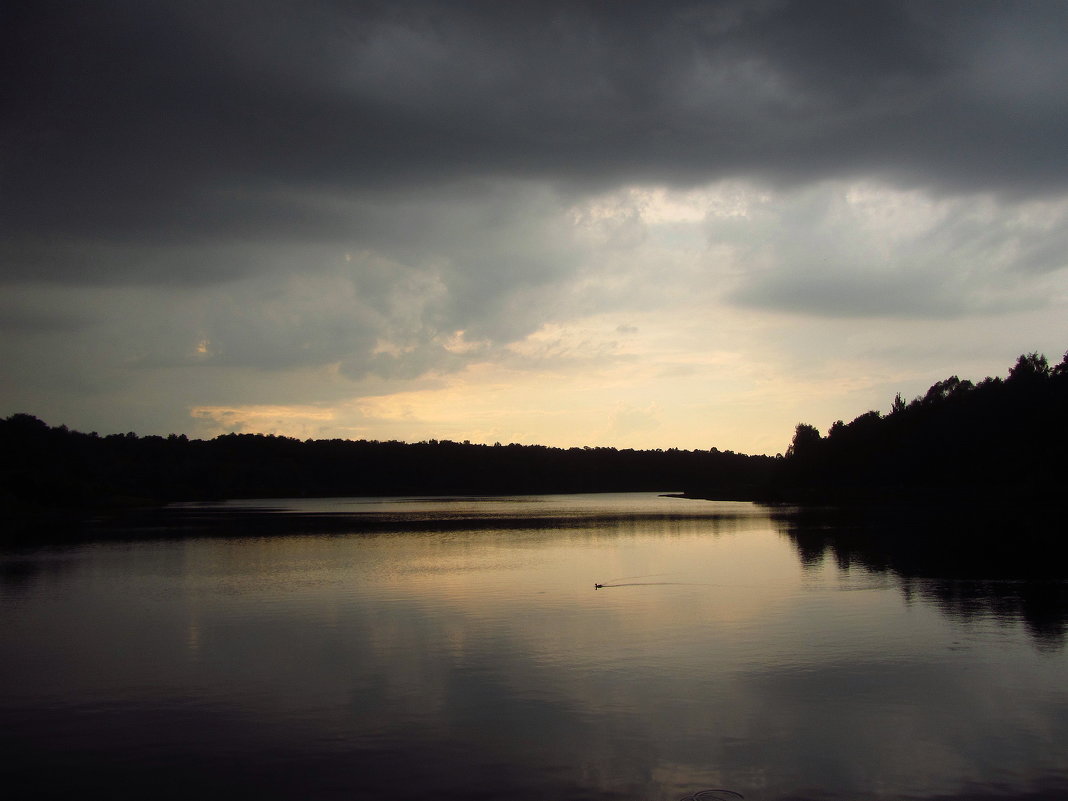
[191,404,337,438]
[162,181,1068,454]
[185,311,895,454]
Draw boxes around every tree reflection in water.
[774,504,1068,652]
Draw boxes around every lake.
[2,493,1066,801]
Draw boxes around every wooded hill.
[766,350,1068,505]
[0,416,773,513]
[3,350,1065,521]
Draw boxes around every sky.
[3,0,1067,455]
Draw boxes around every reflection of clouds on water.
[185,618,201,659]
[3,496,1067,801]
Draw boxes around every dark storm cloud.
[4,0,1068,283]
[4,0,1068,410]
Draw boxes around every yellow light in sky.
[191,404,336,438]
[175,180,1068,454]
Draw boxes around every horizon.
[4,2,1068,456]
[11,345,1060,458]
[7,409,776,454]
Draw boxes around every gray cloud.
[3,0,1068,441]
[718,183,1068,318]
[5,1,1068,266]
[0,186,590,391]
[5,1,1067,301]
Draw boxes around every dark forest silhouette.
[0,414,773,528]
[765,349,1068,505]
[758,349,1068,640]
[3,349,1065,541]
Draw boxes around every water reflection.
[774,505,1068,652]
[2,494,1067,801]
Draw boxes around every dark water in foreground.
[2,493,1066,801]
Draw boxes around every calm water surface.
[2,493,1066,800]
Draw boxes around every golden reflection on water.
[2,493,1066,801]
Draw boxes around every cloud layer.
[3,1,1067,450]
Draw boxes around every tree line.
[3,349,1064,524]
[767,350,1068,504]
[0,415,774,516]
